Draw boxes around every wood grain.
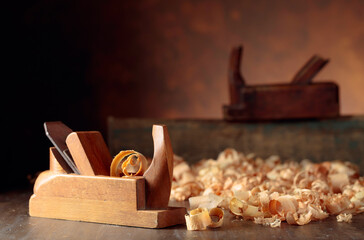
[29,172,186,228]
[224,45,339,120]
[32,173,145,209]
[291,55,329,85]
[143,125,174,209]
[224,82,339,120]
[49,147,66,174]
[30,195,186,228]
[66,131,112,176]
[228,46,245,105]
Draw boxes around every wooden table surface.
[1,190,363,240]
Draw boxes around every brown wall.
[24,0,364,126]
[4,0,364,190]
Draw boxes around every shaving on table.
[171,149,363,230]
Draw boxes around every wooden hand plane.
[29,124,186,228]
[223,45,340,121]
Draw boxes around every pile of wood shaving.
[171,149,364,227]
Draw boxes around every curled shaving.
[171,148,364,227]
[185,208,211,230]
[189,193,224,209]
[208,208,224,228]
[110,150,149,177]
[185,207,224,230]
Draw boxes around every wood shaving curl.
[185,207,224,230]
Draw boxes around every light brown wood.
[30,124,186,228]
[29,171,186,228]
[32,173,145,210]
[143,125,174,209]
[29,195,186,228]
[66,131,112,176]
[49,147,66,174]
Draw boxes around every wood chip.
[171,149,364,228]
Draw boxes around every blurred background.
[4,0,364,191]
